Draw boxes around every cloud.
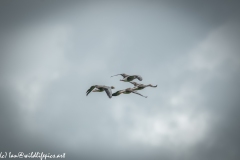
[1,1,240,160]
[189,21,240,72]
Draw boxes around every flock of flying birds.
[86,73,157,99]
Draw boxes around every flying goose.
[86,85,115,98]
[130,81,157,90]
[112,88,147,98]
[110,73,129,78]
[111,73,142,82]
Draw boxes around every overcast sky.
[0,1,240,160]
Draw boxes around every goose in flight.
[86,85,115,98]
[110,73,129,78]
[130,82,157,90]
[111,73,142,82]
[112,88,147,98]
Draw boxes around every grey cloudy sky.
[0,1,240,160]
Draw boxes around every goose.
[86,85,115,98]
[112,88,147,98]
[110,73,129,78]
[111,73,142,82]
[130,81,157,90]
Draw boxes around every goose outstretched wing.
[86,86,96,96]
[104,87,112,98]
[136,75,142,81]
[132,91,147,98]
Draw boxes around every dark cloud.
[1,1,240,160]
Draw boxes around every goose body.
[86,85,115,98]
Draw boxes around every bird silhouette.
[111,73,142,82]
[112,88,147,98]
[129,81,157,90]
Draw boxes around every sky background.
[0,1,240,160]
